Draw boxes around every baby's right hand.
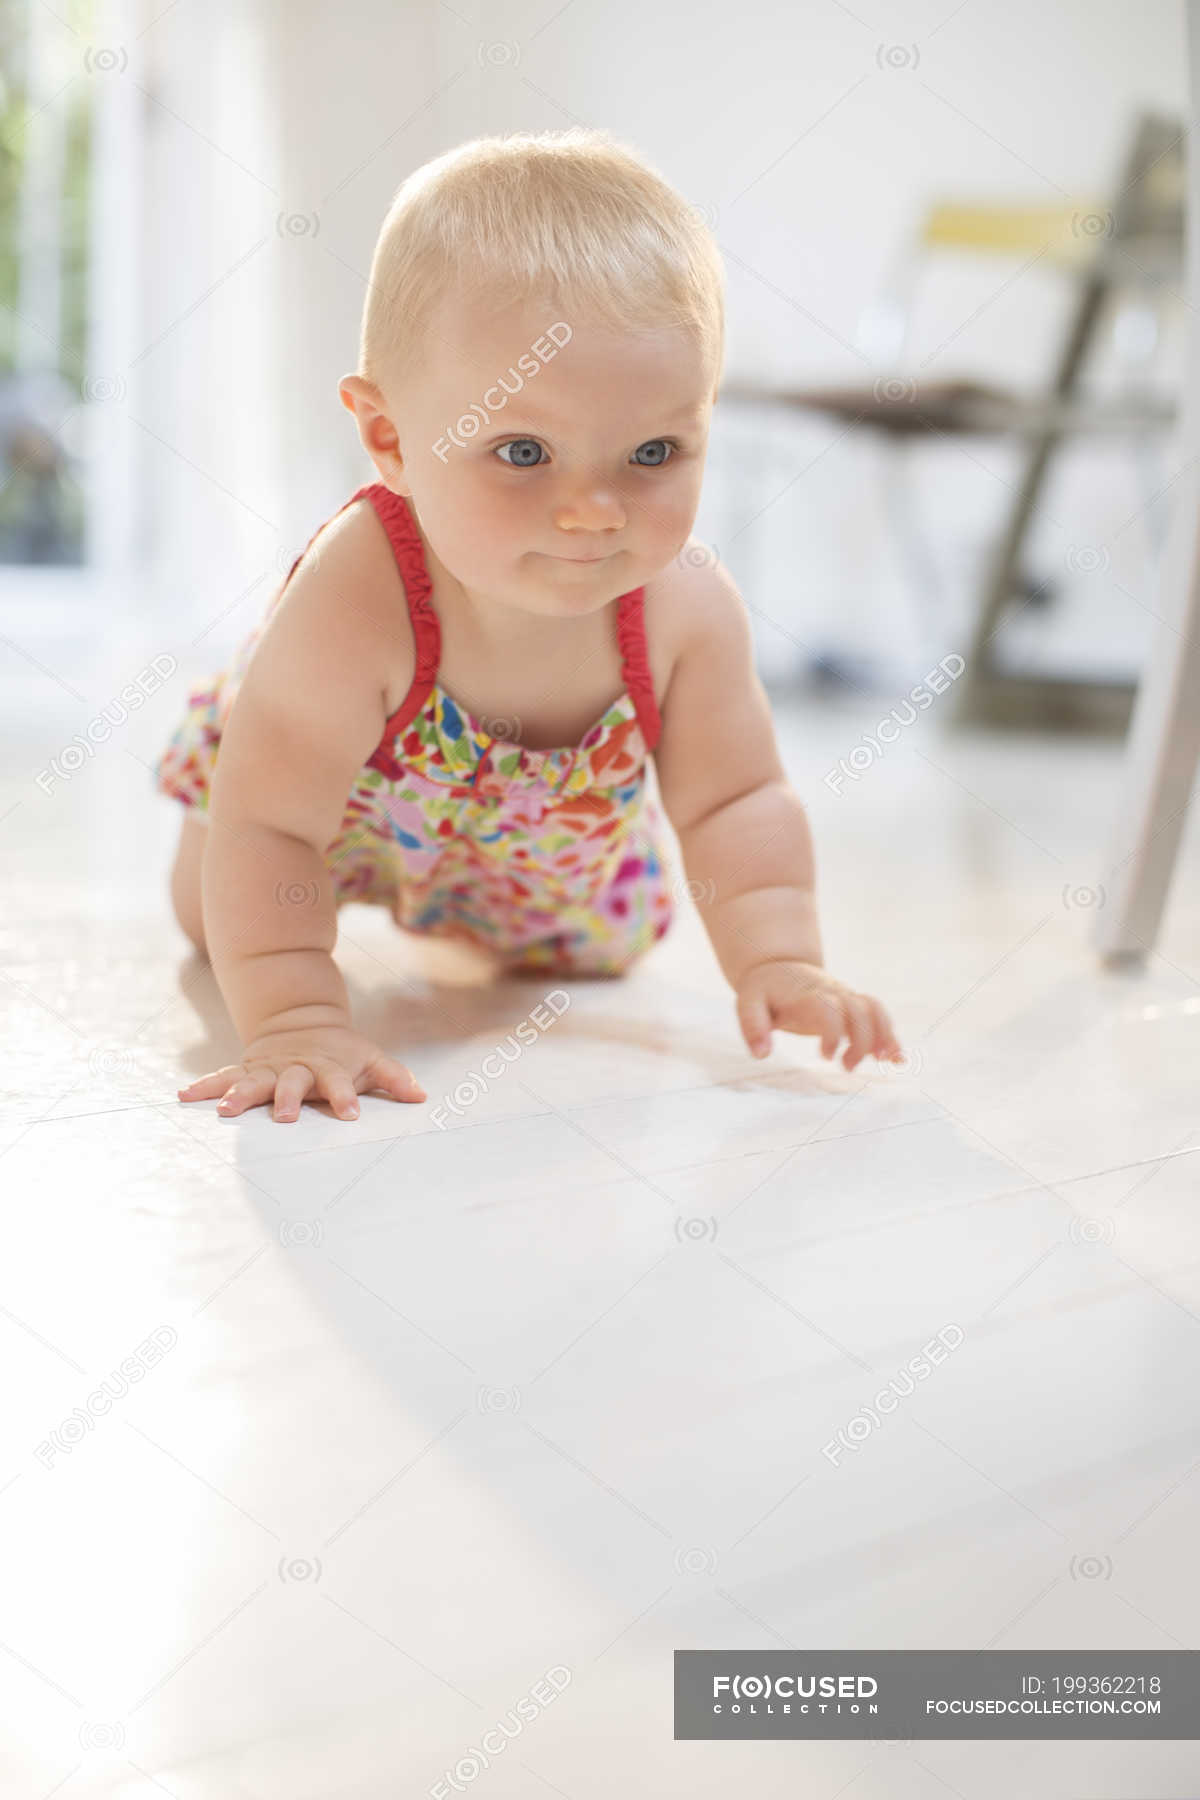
[178,1022,426,1123]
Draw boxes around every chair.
[719,110,1184,728]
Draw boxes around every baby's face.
[384,294,715,617]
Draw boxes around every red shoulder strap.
[294,484,660,756]
[616,587,661,751]
[348,483,442,742]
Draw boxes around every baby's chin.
[512,552,645,611]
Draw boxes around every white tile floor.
[3,661,1200,1799]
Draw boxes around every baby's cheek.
[656,502,702,557]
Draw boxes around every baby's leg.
[498,931,649,980]
[503,957,625,981]
[169,808,209,955]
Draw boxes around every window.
[0,0,93,563]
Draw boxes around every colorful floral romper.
[153,481,676,975]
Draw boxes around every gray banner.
[674,1651,1200,1739]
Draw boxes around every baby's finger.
[216,1070,277,1116]
[866,997,903,1061]
[840,995,876,1072]
[361,1054,427,1103]
[179,1065,244,1102]
[817,993,843,1060]
[737,988,773,1059]
[317,1066,361,1121]
[273,1064,316,1122]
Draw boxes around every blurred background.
[0,0,1188,724]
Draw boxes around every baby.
[156,127,903,1124]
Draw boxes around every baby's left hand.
[736,959,903,1071]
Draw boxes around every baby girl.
[155,127,903,1124]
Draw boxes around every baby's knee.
[501,943,640,980]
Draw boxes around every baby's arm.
[179,522,426,1122]
[654,560,902,1071]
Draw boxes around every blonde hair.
[358,128,725,399]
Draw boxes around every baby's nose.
[552,486,625,532]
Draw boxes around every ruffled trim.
[616,587,661,751]
[350,484,442,765]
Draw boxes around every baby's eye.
[494,436,680,469]
[631,439,675,467]
[494,438,546,467]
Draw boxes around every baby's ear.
[338,374,372,414]
[337,375,408,493]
